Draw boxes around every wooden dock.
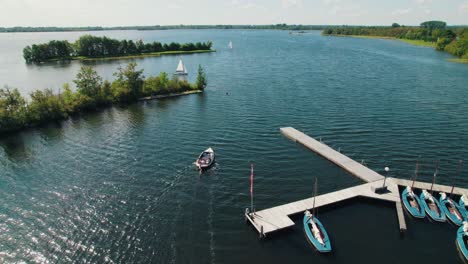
[246,127,468,237]
[388,178,468,196]
[246,179,405,236]
[280,127,384,183]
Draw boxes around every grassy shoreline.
[139,90,203,101]
[323,33,435,47]
[41,50,215,63]
[448,58,468,64]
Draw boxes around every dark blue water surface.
[1,30,468,263]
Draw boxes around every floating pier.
[280,127,384,183]
[246,127,468,237]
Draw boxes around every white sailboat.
[175,59,188,75]
[228,40,233,49]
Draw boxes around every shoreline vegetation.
[3,24,327,33]
[46,50,215,62]
[322,21,468,63]
[325,34,436,47]
[0,63,208,135]
[23,35,213,63]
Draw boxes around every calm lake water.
[1,30,468,263]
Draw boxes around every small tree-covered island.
[23,35,214,63]
[323,21,468,63]
[0,63,207,134]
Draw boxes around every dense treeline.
[23,35,213,63]
[323,21,468,59]
[0,63,207,134]
[3,24,329,33]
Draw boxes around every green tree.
[74,66,102,99]
[0,87,27,132]
[196,65,207,90]
[420,21,446,30]
[113,62,145,100]
[28,89,67,123]
[392,23,400,28]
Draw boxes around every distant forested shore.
[23,35,213,63]
[3,24,327,33]
[0,63,207,135]
[323,21,468,62]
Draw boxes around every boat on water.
[196,147,215,170]
[459,195,468,217]
[420,190,446,222]
[441,161,467,225]
[419,161,446,222]
[228,41,233,49]
[456,222,468,262]
[440,192,466,226]
[401,161,426,218]
[175,59,188,75]
[303,177,332,253]
[402,187,426,218]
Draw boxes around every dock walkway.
[246,127,468,237]
[280,127,384,182]
[246,179,402,236]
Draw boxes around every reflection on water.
[0,29,468,263]
[0,134,31,161]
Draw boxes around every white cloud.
[392,9,411,15]
[460,2,468,14]
[230,0,267,11]
[281,0,303,8]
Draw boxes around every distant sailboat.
[175,59,188,75]
[228,40,233,49]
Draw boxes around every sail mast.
[430,160,439,194]
[450,160,463,197]
[312,177,317,217]
[411,160,419,189]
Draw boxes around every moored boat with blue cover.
[402,186,426,218]
[420,190,446,222]
[459,195,468,218]
[303,211,331,253]
[303,177,331,253]
[440,192,466,226]
[419,160,446,222]
[456,222,468,262]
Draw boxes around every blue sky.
[1,0,467,27]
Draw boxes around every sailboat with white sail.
[228,40,233,49]
[175,59,188,75]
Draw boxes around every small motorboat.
[303,211,331,253]
[456,222,468,262]
[440,192,466,226]
[196,147,215,170]
[402,186,426,218]
[420,190,446,222]
[303,177,331,253]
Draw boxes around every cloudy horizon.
[1,0,467,27]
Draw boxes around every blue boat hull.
[401,188,425,218]
[420,193,446,222]
[457,225,468,262]
[440,197,466,226]
[459,199,468,218]
[303,214,332,253]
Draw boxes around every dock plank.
[280,127,384,182]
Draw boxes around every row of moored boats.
[402,160,468,261]
[302,160,468,260]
